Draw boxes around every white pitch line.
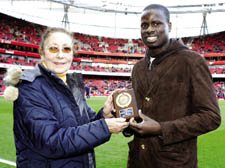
[0,158,16,167]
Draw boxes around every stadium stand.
[0,70,6,92]
[214,81,225,98]
[0,12,225,97]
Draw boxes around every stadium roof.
[1,0,225,39]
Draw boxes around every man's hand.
[129,110,161,135]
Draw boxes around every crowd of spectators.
[214,81,225,98]
[0,14,43,45]
[1,13,225,96]
[0,71,6,92]
[4,53,225,74]
[0,73,224,98]
[0,54,132,73]
[2,12,225,56]
[0,73,132,96]
[72,64,131,73]
[84,78,132,96]
[73,34,146,54]
[210,68,225,74]
[0,13,145,54]
[3,11,225,56]
[183,32,225,54]
[0,54,39,66]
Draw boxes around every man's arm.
[159,55,221,145]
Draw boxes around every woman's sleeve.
[14,83,111,159]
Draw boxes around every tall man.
[126,4,221,168]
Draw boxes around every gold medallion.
[116,92,132,108]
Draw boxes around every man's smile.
[147,36,157,43]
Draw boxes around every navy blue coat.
[13,64,111,168]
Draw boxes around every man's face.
[141,8,171,50]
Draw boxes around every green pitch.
[0,96,224,168]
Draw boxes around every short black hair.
[143,4,170,23]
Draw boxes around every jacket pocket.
[153,138,192,165]
[159,142,185,152]
[150,136,186,153]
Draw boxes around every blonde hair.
[39,27,74,54]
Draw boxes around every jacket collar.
[145,38,188,68]
[20,64,59,82]
[20,64,42,82]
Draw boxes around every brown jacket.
[128,39,221,168]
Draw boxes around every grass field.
[0,96,224,168]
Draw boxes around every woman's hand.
[105,118,129,134]
[103,93,114,118]
[103,89,124,118]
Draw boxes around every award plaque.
[112,89,138,119]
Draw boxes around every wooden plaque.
[112,89,138,119]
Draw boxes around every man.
[126,4,221,168]
[85,84,90,99]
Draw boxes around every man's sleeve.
[160,55,221,145]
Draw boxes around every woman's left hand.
[103,93,114,118]
[103,89,123,118]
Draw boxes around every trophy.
[112,89,138,119]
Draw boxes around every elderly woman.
[9,27,129,168]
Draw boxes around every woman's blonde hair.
[39,27,74,54]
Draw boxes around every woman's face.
[41,32,73,74]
